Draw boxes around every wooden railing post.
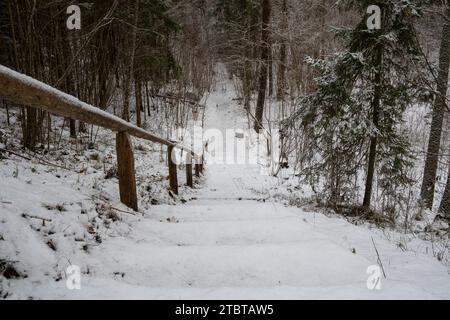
[199,155,204,175]
[195,157,200,177]
[186,152,193,187]
[116,131,138,211]
[168,145,178,194]
[0,66,209,208]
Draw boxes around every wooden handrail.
[0,65,205,211]
[0,65,200,157]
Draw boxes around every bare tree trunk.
[122,0,140,121]
[268,44,273,97]
[135,74,142,128]
[254,0,271,133]
[242,0,252,112]
[439,156,450,219]
[24,106,37,149]
[5,101,10,125]
[363,43,383,209]
[243,38,252,111]
[421,6,450,209]
[277,0,287,101]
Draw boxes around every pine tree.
[284,0,427,212]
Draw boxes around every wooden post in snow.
[168,145,178,194]
[199,155,204,175]
[186,152,193,187]
[195,159,201,177]
[0,65,206,205]
[116,131,138,211]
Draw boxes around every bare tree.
[254,0,271,133]
[421,4,450,209]
[122,0,140,122]
[276,0,287,101]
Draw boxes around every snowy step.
[131,216,323,246]
[53,279,445,300]
[144,201,296,223]
[192,196,268,201]
[91,240,371,288]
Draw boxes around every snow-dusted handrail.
[0,65,198,157]
[0,65,204,210]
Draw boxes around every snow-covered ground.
[1,71,450,300]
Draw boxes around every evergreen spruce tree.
[284,0,428,213]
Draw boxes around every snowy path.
[54,77,450,299]
[3,75,450,300]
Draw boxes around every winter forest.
[1,0,450,300]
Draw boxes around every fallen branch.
[0,147,31,161]
[372,237,387,279]
[22,213,52,222]
[0,147,67,170]
[23,149,68,170]
[111,206,136,215]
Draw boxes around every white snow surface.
[1,70,450,299]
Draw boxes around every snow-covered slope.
[1,70,450,300]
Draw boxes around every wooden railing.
[0,65,204,211]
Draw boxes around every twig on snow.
[0,147,67,170]
[0,147,31,161]
[111,206,136,216]
[372,237,387,279]
[22,213,52,222]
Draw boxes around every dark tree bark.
[421,6,450,209]
[254,0,271,133]
[0,0,11,67]
[439,160,450,218]
[122,0,140,121]
[277,0,287,101]
[243,51,252,111]
[135,75,142,128]
[268,45,273,97]
[363,43,383,209]
[241,0,252,112]
[24,106,37,150]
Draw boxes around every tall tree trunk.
[254,0,271,133]
[420,6,450,209]
[135,74,142,128]
[242,0,252,111]
[439,158,450,219]
[24,106,37,149]
[122,0,139,121]
[362,43,383,209]
[268,45,273,97]
[277,0,287,101]
[59,12,77,139]
[243,50,251,111]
